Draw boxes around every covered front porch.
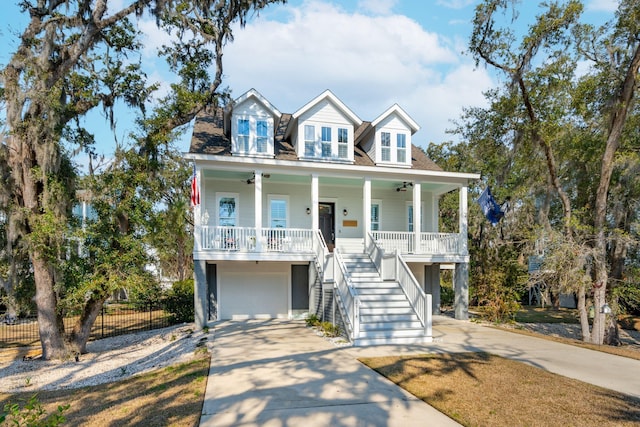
[192,166,471,262]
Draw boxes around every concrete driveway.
[200,317,640,426]
[200,320,460,427]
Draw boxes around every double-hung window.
[218,195,237,227]
[321,126,332,157]
[256,120,268,153]
[338,128,348,159]
[381,132,391,161]
[269,196,288,228]
[237,119,250,152]
[397,134,407,163]
[304,125,315,157]
[371,202,380,231]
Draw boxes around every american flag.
[191,164,200,207]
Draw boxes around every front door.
[319,202,335,252]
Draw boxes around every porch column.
[454,262,469,320]
[254,170,263,252]
[459,185,468,254]
[193,165,202,252]
[311,174,319,230]
[413,182,421,252]
[194,259,207,328]
[363,177,371,248]
[455,185,469,320]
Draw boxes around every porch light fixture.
[306,207,311,215]
[343,208,348,216]
[396,182,413,192]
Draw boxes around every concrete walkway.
[200,316,640,426]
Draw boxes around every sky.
[0,0,619,159]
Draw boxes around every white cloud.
[586,0,618,12]
[221,0,493,145]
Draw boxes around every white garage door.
[219,272,288,320]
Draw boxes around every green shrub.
[440,284,455,307]
[319,321,340,337]
[164,279,194,324]
[305,314,320,327]
[1,394,68,427]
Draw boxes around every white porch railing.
[333,248,359,341]
[199,226,314,253]
[396,253,432,337]
[371,231,463,255]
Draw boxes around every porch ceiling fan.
[245,172,271,184]
[396,182,413,192]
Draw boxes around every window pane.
[381,132,390,146]
[257,120,268,153]
[381,132,391,161]
[237,119,249,152]
[321,126,331,157]
[371,204,380,231]
[396,134,406,148]
[304,125,315,156]
[322,127,331,141]
[338,128,348,158]
[397,134,406,163]
[270,199,287,228]
[338,128,348,143]
[338,144,348,158]
[408,205,413,232]
[219,197,236,226]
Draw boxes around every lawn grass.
[514,306,580,323]
[360,352,640,427]
[0,354,210,426]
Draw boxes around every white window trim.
[216,192,239,227]
[299,121,354,162]
[268,194,290,229]
[377,129,411,166]
[232,114,274,156]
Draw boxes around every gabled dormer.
[360,104,419,167]
[229,89,281,158]
[286,90,362,163]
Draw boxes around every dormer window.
[366,104,420,167]
[228,89,281,158]
[289,90,361,163]
[301,124,353,160]
[232,115,275,156]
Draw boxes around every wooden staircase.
[340,253,430,345]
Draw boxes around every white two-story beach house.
[186,89,478,345]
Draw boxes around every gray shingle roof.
[189,107,442,172]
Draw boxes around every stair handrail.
[396,253,432,337]
[313,230,329,278]
[333,248,360,342]
[365,232,384,275]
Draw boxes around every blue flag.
[478,187,504,225]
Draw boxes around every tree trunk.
[68,297,106,354]
[32,253,68,360]
[590,248,608,345]
[576,283,590,342]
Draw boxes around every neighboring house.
[186,89,479,345]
